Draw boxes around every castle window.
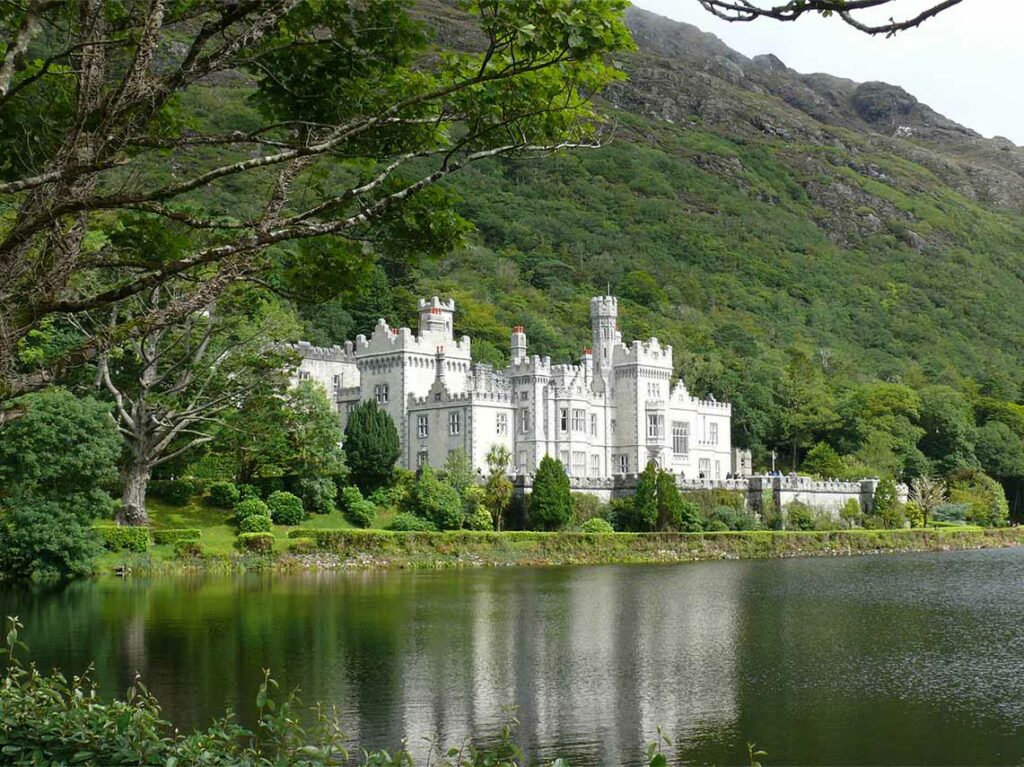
[590,454,600,477]
[560,408,569,432]
[519,409,530,433]
[417,450,429,468]
[520,390,528,401]
[647,413,664,440]
[617,455,629,474]
[448,412,461,436]
[345,403,356,414]
[572,451,586,477]
[333,375,340,389]
[496,412,508,435]
[518,451,527,472]
[559,450,570,470]
[710,423,719,446]
[417,415,429,438]
[374,384,389,404]
[699,458,711,478]
[572,409,586,432]
[298,371,310,381]
[672,422,689,455]
[590,413,598,437]
[715,460,722,479]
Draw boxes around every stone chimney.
[511,325,527,362]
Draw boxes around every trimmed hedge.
[98,526,150,552]
[151,528,201,545]
[239,515,272,533]
[581,517,615,533]
[173,540,203,558]
[282,527,1024,567]
[237,533,274,553]
[288,537,317,554]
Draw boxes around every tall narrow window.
[672,422,689,455]
[496,412,508,435]
[417,415,429,438]
[449,412,461,436]
[572,451,586,477]
[647,413,664,440]
[519,409,530,433]
[572,409,586,432]
[590,454,600,477]
[590,413,598,437]
[699,458,711,477]
[560,408,569,432]
[618,455,630,474]
[710,422,719,446]
[417,450,429,468]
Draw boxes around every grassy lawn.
[96,497,358,571]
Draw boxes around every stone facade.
[293,295,735,480]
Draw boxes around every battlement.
[352,318,471,357]
[695,394,731,412]
[507,354,552,376]
[408,388,512,407]
[612,338,673,368]
[418,296,455,313]
[289,341,354,363]
[589,295,618,317]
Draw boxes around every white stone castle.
[293,296,735,481]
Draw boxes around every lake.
[3,549,1024,765]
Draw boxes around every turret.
[418,296,455,339]
[511,325,527,362]
[434,345,447,385]
[590,295,621,373]
[581,347,593,380]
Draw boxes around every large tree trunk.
[117,460,150,526]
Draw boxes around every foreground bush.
[387,512,438,532]
[237,533,275,553]
[151,528,201,545]
[148,479,194,506]
[581,517,615,533]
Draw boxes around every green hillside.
[174,4,1024,498]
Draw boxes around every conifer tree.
[632,461,659,531]
[656,469,684,531]
[343,401,400,494]
[872,478,903,528]
[530,456,572,530]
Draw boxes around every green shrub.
[581,517,615,533]
[288,537,318,554]
[237,483,261,501]
[239,515,272,533]
[267,491,305,525]
[148,479,193,506]
[347,499,376,528]
[386,512,438,532]
[207,481,240,508]
[173,540,203,558]
[786,502,815,531]
[707,505,758,531]
[151,528,201,545]
[234,498,269,523]
[369,483,406,509]
[462,485,492,531]
[97,526,150,552]
[237,532,274,553]
[296,476,336,514]
[707,520,729,532]
[933,502,969,522]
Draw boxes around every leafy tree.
[839,498,862,529]
[948,469,1009,528]
[908,475,946,528]
[974,421,1024,481]
[778,349,840,468]
[284,381,346,483]
[343,400,400,494]
[656,469,684,531]
[442,448,477,496]
[462,486,493,531]
[410,467,462,531]
[0,390,120,580]
[530,455,572,531]
[630,461,659,531]
[0,0,632,405]
[785,501,815,531]
[919,386,977,474]
[97,286,296,525]
[802,442,845,479]
[484,445,514,531]
[872,478,903,529]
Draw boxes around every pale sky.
[632,0,1024,145]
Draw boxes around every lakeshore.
[100,525,1024,575]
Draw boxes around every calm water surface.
[3,549,1024,765]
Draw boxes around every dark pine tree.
[343,400,400,494]
[529,455,572,530]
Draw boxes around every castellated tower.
[590,295,621,376]
[418,296,455,340]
